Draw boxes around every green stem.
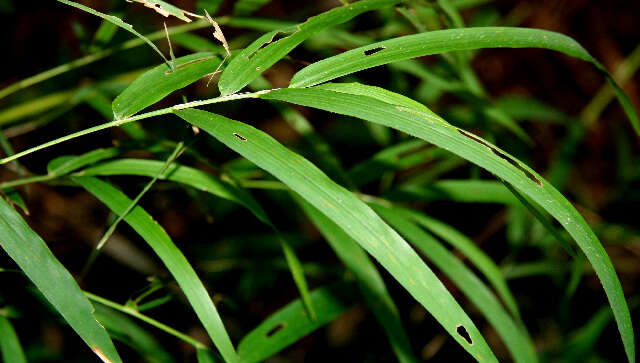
[80,142,185,279]
[0,90,272,165]
[84,291,208,350]
[0,174,56,190]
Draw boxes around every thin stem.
[0,89,272,165]
[84,291,208,349]
[0,174,56,190]
[80,142,186,279]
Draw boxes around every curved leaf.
[113,53,221,119]
[174,108,498,361]
[218,0,401,95]
[0,197,122,363]
[262,84,635,362]
[71,176,239,363]
[373,204,537,363]
[289,27,638,133]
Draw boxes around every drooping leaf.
[174,108,498,361]
[71,176,239,363]
[296,198,417,363]
[373,204,537,363]
[237,284,356,363]
[262,84,635,362]
[0,315,27,363]
[289,27,639,134]
[113,52,221,119]
[218,0,402,95]
[0,197,122,363]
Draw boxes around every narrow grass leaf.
[218,0,402,95]
[233,0,272,15]
[372,204,537,363]
[0,197,122,363]
[296,198,417,363]
[0,315,27,363]
[237,284,356,363]
[395,208,521,322]
[126,0,200,22]
[175,108,498,361]
[113,53,221,119]
[289,27,639,133]
[263,85,635,362]
[71,176,238,363]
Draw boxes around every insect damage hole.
[364,46,386,56]
[233,133,247,141]
[456,325,473,345]
[266,322,286,337]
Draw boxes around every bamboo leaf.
[262,84,635,362]
[113,52,221,119]
[372,204,537,363]
[218,0,402,95]
[71,176,239,363]
[0,197,122,363]
[0,315,27,363]
[296,198,417,363]
[174,108,499,361]
[237,284,356,363]
[289,27,639,134]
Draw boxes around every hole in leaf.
[154,3,161,7]
[457,129,542,186]
[266,322,286,337]
[364,46,386,56]
[456,325,473,345]
[233,133,247,141]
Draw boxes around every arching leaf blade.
[71,176,239,363]
[262,85,635,363]
[174,108,499,361]
[289,27,638,133]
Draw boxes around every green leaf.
[218,0,402,95]
[372,204,537,363]
[71,176,239,363]
[174,108,498,361]
[113,53,221,119]
[400,209,522,321]
[296,198,417,363]
[126,0,200,23]
[289,27,639,134]
[262,84,635,363]
[0,315,27,363]
[76,158,316,321]
[93,305,175,363]
[0,197,122,363]
[237,284,356,363]
[56,0,171,67]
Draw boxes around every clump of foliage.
[0,0,638,362]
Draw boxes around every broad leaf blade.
[263,85,635,362]
[71,176,239,363]
[217,0,401,95]
[175,108,498,361]
[0,197,122,363]
[113,53,221,119]
[289,27,638,133]
[237,284,356,363]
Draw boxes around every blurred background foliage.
[0,0,639,361]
